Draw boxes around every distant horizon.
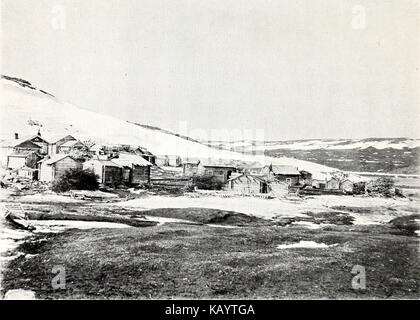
[203,137,420,142]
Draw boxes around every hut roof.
[112,153,153,167]
[271,165,300,175]
[40,154,76,165]
[60,140,86,148]
[13,139,43,149]
[227,173,266,183]
[85,159,122,168]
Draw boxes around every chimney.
[14,133,19,140]
[37,129,41,137]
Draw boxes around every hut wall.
[103,166,122,185]
[39,163,54,182]
[7,156,26,169]
[275,174,299,186]
[54,157,82,180]
[131,165,150,184]
[227,177,261,194]
[326,179,340,190]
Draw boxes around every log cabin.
[326,177,340,190]
[111,153,152,185]
[224,174,268,195]
[83,159,122,186]
[39,154,82,182]
[203,164,238,183]
[264,165,300,186]
[340,179,354,193]
[224,173,289,198]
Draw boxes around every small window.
[286,178,292,185]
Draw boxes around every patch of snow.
[137,215,239,228]
[4,289,36,300]
[290,221,321,229]
[277,241,338,249]
[136,215,197,225]
[17,193,85,203]
[206,224,239,229]
[69,190,118,198]
[347,213,380,226]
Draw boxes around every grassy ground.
[2,220,418,299]
[130,207,272,226]
[8,200,274,226]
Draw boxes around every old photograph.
[0,0,419,303]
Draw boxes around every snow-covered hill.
[0,75,336,178]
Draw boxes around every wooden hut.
[203,164,238,183]
[39,154,82,182]
[224,174,268,195]
[326,177,340,190]
[83,159,122,186]
[224,174,289,198]
[340,179,354,193]
[264,165,300,185]
[111,153,152,185]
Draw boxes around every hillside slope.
[0,75,336,178]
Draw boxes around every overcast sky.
[1,0,419,140]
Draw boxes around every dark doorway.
[260,182,268,194]
[227,170,232,180]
